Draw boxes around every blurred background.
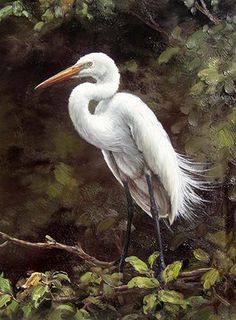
[0,1,235,319]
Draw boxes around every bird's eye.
[84,62,93,68]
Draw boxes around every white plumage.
[65,52,203,224]
[35,52,206,269]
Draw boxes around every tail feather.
[102,149,209,225]
[174,154,209,222]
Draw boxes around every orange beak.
[35,63,84,90]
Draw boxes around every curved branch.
[129,0,171,39]
[0,232,115,267]
[131,11,170,38]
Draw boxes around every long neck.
[68,75,119,149]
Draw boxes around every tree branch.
[195,0,220,25]
[52,285,148,305]
[131,11,170,38]
[180,268,211,278]
[0,241,8,248]
[130,0,170,39]
[0,232,115,267]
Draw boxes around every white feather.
[68,52,205,224]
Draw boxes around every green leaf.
[31,284,48,308]
[148,251,159,268]
[22,301,34,318]
[54,163,78,189]
[53,271,71,283]
[75,308,91,320]
[158,290,187,308]
[0,274,12,294]
[97,217,117,233]
[164,303,180,316]
[102,273,122,287]
[83,296,101,306]
[77,2,93,20]
[162,261,182,283]
[110,272,123,286]
[187,57,202,71]
[227,246,236,260]
[49,304,75,320]
[124,60,138,73]
[125,256,148,273]
[34,21,44,32]
[23,272,44,288]
[184,0,195,9]
[193,249,210,263]
[12,1,24,16]
[42,8,54,22]
[207,57,221,69]
[46,181,63,199]
[54,304,75,313]
[226,61,236,77]
[229,264,236,275]
[171,26,182,41]
[210,21,226,34]
[190,82,205,95]
[96,0,114,15]
[217,127,235,148]
[206,231,233,248]
[45,235,56,243]
[186,306,215,320]
[197,68,224,85]
[213,249,233,272]
[186,296,209,307]
[186,30,205,49]
[158,47,181,64]
[127,276,159,289]
[103,283,114,295]
[169,232,190,251]
[0,5,13,22]
[201,268,220,289]
[224,80,235,94]
[7,300,18,313]
[80,272,93,285]
[0,294,11,308]
[143,293,158,314]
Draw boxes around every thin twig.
[195,0,220,25]
[0,241,8,248]
[52,296,80,303]
[131,0,170,39]
[173,280,202,292]
[213,289,231,306]
[131,11,169,37]
[0,232,115,267]
[52,285,147,305]
[180,268,211,278]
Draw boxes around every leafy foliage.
[193,249,210,263]
[162,261,182,283]
[125,256,148,274]
[0,242,235,319]
[0,0,235,319]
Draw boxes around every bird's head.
[35,52,120,90]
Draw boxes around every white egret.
[35,52,204,271]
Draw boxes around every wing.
[124,94,203,224]
[100,93,203,224]
[102,149,171,220]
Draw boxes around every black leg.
[146,173,166,271]
[119,180,134,273]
